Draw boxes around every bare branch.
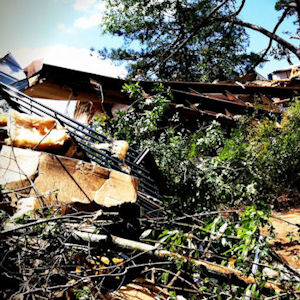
[252,8,291,68]
[214,17,300,59]
[74,230,284,292]
[232,0,246,17]
[294,0,300,22]
[285,50,294,65]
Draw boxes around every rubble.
[20,62,300,125]
[0,81,162,204]
[0,145,138,210]
[0,54,299,299]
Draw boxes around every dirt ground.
[263,209,300,270]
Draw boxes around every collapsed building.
[1,52,299,214]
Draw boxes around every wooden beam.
[225,90,245,105]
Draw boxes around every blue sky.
[0,0,299,78]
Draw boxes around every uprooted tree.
[101,0,300,81]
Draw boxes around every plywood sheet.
[34,153,109,205]
[0,145,40,190]
[1,146,138,209]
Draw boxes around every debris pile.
[0,58,299,299]
[0,146,138,209]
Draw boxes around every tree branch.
[295,0,300,22]
[157,0,230,72]
[252,8,291,68]
[214,17,300,59]
[231,0,246,17]
[74,230,284,292]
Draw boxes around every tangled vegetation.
[92,82,300,212]
[88,82,300,298]
[0,83,299,299]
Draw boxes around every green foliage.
[222,205,271,263]
[92,82,299,212]
[101,0,258,81]
[92,82,171,146]
[152,202,300,298]
[14,212,32,224]
[74,286,92,300]
[90,81,300,300]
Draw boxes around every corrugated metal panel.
[0,53,28,91]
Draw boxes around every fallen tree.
[0,84,299,299]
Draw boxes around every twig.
[1,214,91,235]
[74,230,284,292]
[167,270,181,288]
[143,267,200,293]
[172,220,240,240]
[1,185,34,195]
[265,291,300,299]
[270,215,300,228]
[20,261,172,296]
[231,0,246,17]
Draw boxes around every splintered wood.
[34,154,109,205]
[0,146,138,212]
[95,170,137,207]
[5,110,70,151]
[93,140,129,162]
[107,279,169,300]
[111,140,129,161]
[0,113,7,126]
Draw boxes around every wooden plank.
[259,93,274,105]
[225,90,245,105]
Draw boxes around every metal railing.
[0,81,165,216]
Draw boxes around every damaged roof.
[0,53,28,91]
[23,63,300,123]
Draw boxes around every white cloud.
[11,45,127,78]
[57,23,74,33]
[56,1,105,32]
[74,13,102,29]
[73,0,96,11]
[94,1,106,11]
